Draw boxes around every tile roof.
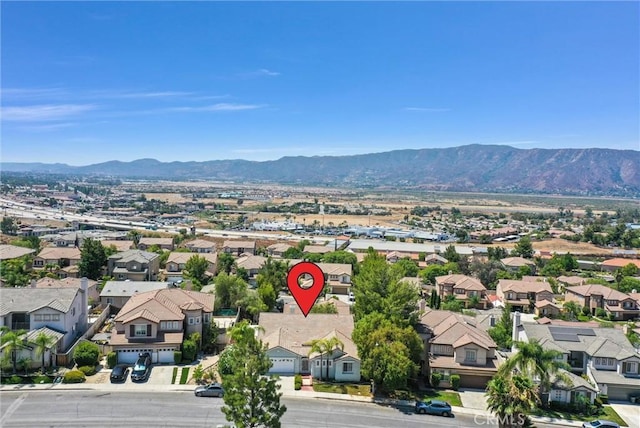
[35,246,81,260]
[114,288,214,323]
[419,309,496,350]
[500,257,535,267]
[139,237,173,245]
[0,245,36,260]
[109,330,184,346]
[100,240,134,252]
[601,258,640,269]
[35,277,97,289]
[100,281,170,297]
[0,287,80,316]
[223,240,256,249]
[565,284,633,301]
[184,239,217,249]
[167,252,217,265]
[498,279,553,294]
[436,274,486,291]
[109,249,159,263]
[534,300,562,309]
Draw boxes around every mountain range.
[2,145,640,196]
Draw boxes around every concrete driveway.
[147,365,177,385]
[609,402,639,428]
[458,388,488,410]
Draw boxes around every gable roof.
[166,252,217,265]
[498,279,553,294]
[565,284,632,301]
[100,281,170,297]
[184,239,217,250]
[223,240,256,249]
[139,237,173,246]
[109,249,159,263]
[556,275,587,286]
[501,257,535,267]
[436,274,486,291]
[114,288,214,323]
[0,245,36,260]
[35,246,81,260]
[35,277,97,289]
[601,258,640,269]
[0,287,80,316]
[419,309,496,350]
[235,255,268,270]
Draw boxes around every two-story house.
[515,317,640,401]
[183,239,217,253]
[99,281,171,310]
[315,262,353,295]
[32,246,81,269]
[417,309,499,388]
[496,279,554,313]
[0,279,88,354]
[222,240,256,256]
[107,249,160,281]
[435,274,488,309]
[138,237,174,251]
[35,277,100,307]
[109,288,214,364]
[234,255,269,286]
[500,256,536,274]
[258,302,360,382]
[165,252,218,278]
[266,243,293,258]
[564,284,640,320]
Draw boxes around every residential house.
[496,279,554,313]
[564,284,640,320]
[100,281,171,310]
[600,258,640,273]
[315,262,352,295]
[222,240,256,256]
[0,327,65,369]
[304,245,332,255]
[107,249,160,281]
[235,255,269,286]
[424,254,448,266]
[258,302,360,381]
[435,274,488,309]
[109,288,214,364]
[32,246,81,269]
[0,281,89,352]
[549,369,598,405]
[138,237,174,251]
[183,239,217,253]
[0,244,36,261]
[500,256,536,273]
[100,240,134,252]
[515,315,640,401]
[267,243,293,258]
[534,300,563,318]
[165,252,217,278]
[417,309,499,388]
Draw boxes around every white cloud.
[239,69,281,78]
[167,103,264,112]
[18,122,77,132]
[403,107,451,112]
[95,90,194,99]
[0,88,68,100]
[1,104,96,121]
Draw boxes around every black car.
[110,364,130,383]
[131,352,152,382]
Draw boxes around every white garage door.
[117,349,152,365]
[270,358,295,373]
[158,349,175,364]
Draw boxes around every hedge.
[174,351,182,364]
[78,366,97,376]
[450,374,460,391]
[106,352,117,369]
[294,374,302,390]
[63,370,86,384]
[73,341,100,367]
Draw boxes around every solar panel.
[550,333,581,342]
[548,326,595,342]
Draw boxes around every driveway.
[147,365,176,385]
[458,388,488,410]
[609,402,639,428]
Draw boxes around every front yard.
[531,405,627,427]
[312,381,371,396]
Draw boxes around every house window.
[196,317,201,324]
[465,349,477,363]
[52,314,60,321]
[134,325,148,337]
[624,362,638,374]
[44,314,51,321]
[203,314,211,324]
[71,307,75,316]
[343,362,353,373]
[34,315,43,321]
[107,298,113,304]
[188,317,195,325]
[316,361,320,367]
[554,390,562,401]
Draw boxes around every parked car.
[194,383,225,397]
[415,400,453,417]
[582,421,620,428]
[131,352,152,382]
[109,364,130,383]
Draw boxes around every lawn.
[179,367,190,384]
[171,367,178,384]
[312,382,372,396]
[532,406,627,427]
[421,390,463,407]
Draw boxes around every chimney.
[490,315,496,327]
[30,279,37,288]
[512,311,521,344]
[80,277,89,332]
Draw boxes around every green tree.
[73,341,100,367]
[618,276,640,294]
[78,238,107,280]
[486,374,539,428]
[214,273,249,310]
[309,301,339,314]
[497,340,571,407]
[0,328,27,373]
[563,301,581,320]
[390,258,419,278]
[221,321,286,428]
[419,264,449,285]
[11,235,41,250]
[127,230,141,247]
[185,254,209,285]
[256,258,288,293]
[257,281,277,311]
[282,247,303,259]
[321,250,358,273]
[441,298,464,312]
[0,256,32,287]
[619,263,639,277]
[1,217,18,235]
[488,304,513,350]
[307,336,344,381]
[443,245,461,263]
[513,236,534,258]
[34,331,57,372]
[218,252,235,275]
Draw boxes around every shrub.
[182,339,197,362]
[106,352,117,369]
[581,306,590,316]
[63,370,86,384]
[598,394,608,404]
[73,341,100,367]
[203,368,217,384]
[193,364,204,383]
[78,365,96,376]
[5,375,22,384]
[450,374,460,391]
[173,351,182,364]
[190,332,201,352]
[32,375,53,384]
[430,372,442,388]
[595,308,607,318]
[294,374,302,390]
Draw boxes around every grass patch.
[531,405,627,426]
[171,367,178,384]
[312,381,371,396]
[577,315,591,322]
[179,367,190,384]
[0,375,54,385]
[422,390,463,407]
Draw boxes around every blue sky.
[1,2,638,165]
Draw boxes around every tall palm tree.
[486,373,539,428]
[498,340,571,407]
[0,328,28,374]
[308,336,345,381]
[308,339,325,381]
[34,332,57,372]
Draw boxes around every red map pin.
[287,261,325,317]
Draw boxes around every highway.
[0,391,567,428]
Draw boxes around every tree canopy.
[78,238,107,280]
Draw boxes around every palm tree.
[17,357,32,375]
[34,332,57,372]
[486,373,539,427]
[498,340,571,407]
[308,339,325,381]
[127,230,141,247]
[0,328,28,374]
[308,336,345,381]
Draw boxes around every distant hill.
[3,145,640,196]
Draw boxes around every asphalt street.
[0,390,570,428]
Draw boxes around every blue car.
[415,400,453,417]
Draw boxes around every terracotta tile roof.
[184,239,217,249]
[0,244,36,260]
[35,246,81,260]
[601,258,640,269]
[436,274,486,291]
[114,288,214,323]
[500,257,535,267]
[223,240,256,249]
[535,299,562,309]
[498,279,553,294]
[121,308,160,324]
[565,284,633,301]
[167,252,217,265]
